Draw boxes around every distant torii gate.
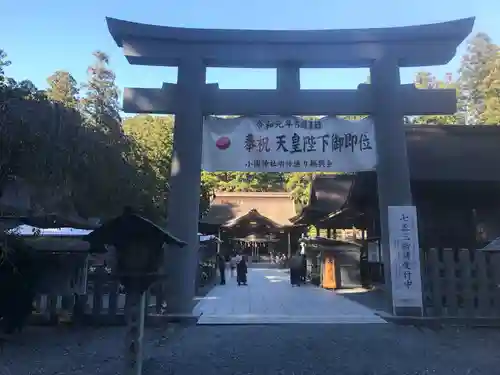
[107,16,474,316]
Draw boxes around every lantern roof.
[85,208,186,247]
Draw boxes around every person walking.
[230,253,237,278]
[289,251,303,286]
[236,255,248,286]
[301,252,307,283]
[217,253,226,285]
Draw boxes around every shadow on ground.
[2,323,500,374]
[335,286,390,314]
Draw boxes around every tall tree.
[123,115,174,181]
[124,114,217,219]
[0,49,11,88]
[457,33,499,124]
[123,115,174,213]
[481,51,500,124]
[82,51,122,136]
[0,49,171,222]
[46,70,79,108]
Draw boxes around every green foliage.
[123,115,174,215]
[0,57,46,102]
[2,30,500,224]
[1,96,153,219]
[481,51,500,124]
[0,50,157,220]
[458,32,499,125]
[0,49,10,88]
[121,114,215,219]
[201,172,284,192]
[123,115,174,182]
[81,51,122,136]
[284,172,313,206]
[46,70,79,109]
[199,180,214,218]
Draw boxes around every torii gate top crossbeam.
[106,17,474,68]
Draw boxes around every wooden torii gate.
[107,16,474,316]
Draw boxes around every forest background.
[1,31,499,222]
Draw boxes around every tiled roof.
[201,192,296,226]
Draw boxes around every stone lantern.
[86,207,185,286]
[85,207,186,375]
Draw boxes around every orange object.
[322,255,337,289]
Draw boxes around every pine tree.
[46,70,79,109]
[457,33,499,124]
[82,51,122,136]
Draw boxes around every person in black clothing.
[289,252,303,286]
[217,253,226,285]
[236,255,248,286]
[301,253,307,283]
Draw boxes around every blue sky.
[1,0,499,100]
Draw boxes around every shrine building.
[200,192,305,261]
[294,125,500,250]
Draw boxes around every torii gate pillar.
[163,59,206,314]
[370,58,416,315]
[107,16,474,316]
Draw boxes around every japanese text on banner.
[202,116,377,173]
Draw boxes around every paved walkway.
[193,268,386,324]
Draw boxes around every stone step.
[197,314,387,325]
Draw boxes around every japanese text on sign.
[243,132,372,154]
[202,116,377,173]
[255,118,323,130]
[245,159,337,169]
[388,206,423,311]
[399,213,413,289]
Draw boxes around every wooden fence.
[422,248,500,317]
[31,261,218,325]
[32,280,161,325]
[32,248,500,321]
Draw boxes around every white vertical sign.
[388,206,423,313]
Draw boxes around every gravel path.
[1,324,500,375]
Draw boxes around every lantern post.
[85,208,186,375]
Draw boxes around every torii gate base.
[107,17,474,317]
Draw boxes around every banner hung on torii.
[202,116,377,173]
